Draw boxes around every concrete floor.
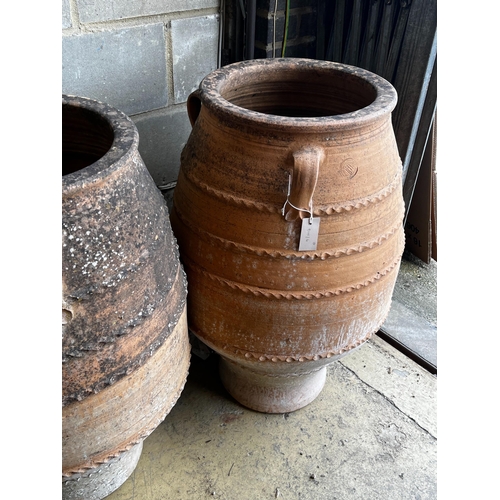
[106,328,437,499]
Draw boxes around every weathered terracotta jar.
[62,95,190,499]
[171,58,404,413]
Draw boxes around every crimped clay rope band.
[182,248,403,300]
[63,443,142,482]
[182,167,402,215]
[62,373,188,478]
[190,305,392,364]
[174,205,405,260]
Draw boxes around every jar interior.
[62,104,114,176]
[220,68,378,118]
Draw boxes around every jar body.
[62,95,189,499]
[171,59,404,413]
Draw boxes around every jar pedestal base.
[62,441,143,500]
[219,356,327,414]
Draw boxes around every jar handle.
[284,147,323,221]
[187,89,202,127]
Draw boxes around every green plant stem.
[282,0,290,57]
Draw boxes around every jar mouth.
[198,58,397,131]
[62,101,114,176]
[62,95,137,187]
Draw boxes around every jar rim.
[196,58,398,132]
[62,95,138,191]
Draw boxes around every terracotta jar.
[62,95,190,499]
[171,58,404,413]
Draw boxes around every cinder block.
[77,0,219,24]
[62,24,168,116]
[132,106,192,187]
[171,15,219,104]
[62,0,72,29]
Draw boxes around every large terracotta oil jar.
[170,58,404,414]
[62,95,190,499]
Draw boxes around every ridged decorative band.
[235,329,373,363]
[184,167,402,215]
[63,440,141,479]
[175,208,404,260]
[62,373,188,478]
[191,303,393,364]
[184,250,402,300]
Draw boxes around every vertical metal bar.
[392,0,437,177]
[430,113,437,262]
[402,49,437,218]
[272,0,279,57]
[245,0,256,59]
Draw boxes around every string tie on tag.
[281,174,314,224]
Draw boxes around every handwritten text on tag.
[298,217,320,251]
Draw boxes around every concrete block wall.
[62,0,221,192]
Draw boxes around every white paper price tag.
[298,217,320,251]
